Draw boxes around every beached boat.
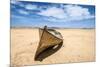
[35,26,63,60]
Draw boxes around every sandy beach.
[11,28,95,66]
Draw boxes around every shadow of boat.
[35,42,63,61]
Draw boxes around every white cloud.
[63,5,92,21]
[38,5,94,22]
[18,10,29,15]
[64,5,90,17]
[38,7,67,19]
[25,4,38,10]
[11,0,19,4]
[11,0,16,4]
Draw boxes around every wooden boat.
[35,26,63,60]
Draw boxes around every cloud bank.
[38,5,94,22]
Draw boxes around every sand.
[11,28,95,66]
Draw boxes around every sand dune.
[11,28,95,66]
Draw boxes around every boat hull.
[35,26,63,60]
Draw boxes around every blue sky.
[10,0,95,28]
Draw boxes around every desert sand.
[11,28,95,66]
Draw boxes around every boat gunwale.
[39,28,63,41]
